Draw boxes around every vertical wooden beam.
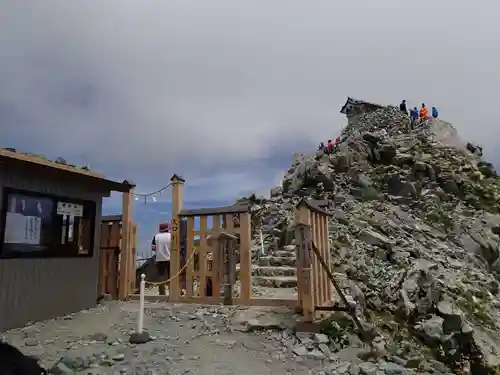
[129,222,137,292]
[169,174,185,302]
[185,216,195,297]
[295,223,313,322]
[98,222,108,295]
[325,215,333,302]
[239,212,251,304]
[321,215,330,304]
[211,215,221,298]
[119,188,134,300]
[309,211,318,306]
[318,214,325,305]
[199,216,208,298]
[295,203,311,313]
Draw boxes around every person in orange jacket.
[419,103,428,121]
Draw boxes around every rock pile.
[238,103,500,373]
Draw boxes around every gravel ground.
[2,301,329,375]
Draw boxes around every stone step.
[272,250,296,258]
[252,265,296,277]
[253,276,298,288]
[258,256,296,267]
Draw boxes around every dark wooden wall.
[0,164,106,332]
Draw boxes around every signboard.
[57,202,83,217]
[4,213,41,245]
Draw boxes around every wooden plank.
[130,294,299,307]
[110,250,119,297]
[321,215,331,303]
[311,212,320,309]
[185,217,195,297]
[325,215,333,301]
[222,212,235,303]
[238,212,251,303]
[119,190,133,300]
[100,222,110,248]
[199,216,208,297]
[129,222,137,293]
[98,249,107,295]
[319,214,326,305]
[211,215,221,298]
[295,223,313,322]
[110,222,121,248]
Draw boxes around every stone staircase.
[252,244,297,291]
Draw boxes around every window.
[0,188,96,258]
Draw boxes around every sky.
[1,0,500,256]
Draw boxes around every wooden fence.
[98,215,137,299]
[133,174,297,307]
[128,174,343,325]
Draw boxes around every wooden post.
[294,204,310,314]
[119,188,134,300]
[295,223,313,322]
[239,212,252,304]
[170,174,185,301]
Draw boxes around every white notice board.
[57,202,83,217]
[4,213,41,245]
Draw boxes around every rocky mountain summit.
[238,102,500,373]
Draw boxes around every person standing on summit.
[432,106,439,118]
[419,103,429,121]
[399,100,408,114]
[410,107,419,129]
[151,222,172,296]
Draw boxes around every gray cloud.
[1,0,499,197]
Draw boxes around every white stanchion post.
[138,274,145,334]
[259,229,265,256]
[129,273,151,344]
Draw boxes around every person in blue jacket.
[410,107,419,129]
[432,106,439,118]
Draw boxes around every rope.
[142,250,197,286]
[131,182,173,198]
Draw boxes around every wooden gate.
[294,199,334,322]
[132,174,297,308]
[98,215,137,298]
[170,205,252,304]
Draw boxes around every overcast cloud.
[1,0,500,244]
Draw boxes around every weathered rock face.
[239,104,500,373]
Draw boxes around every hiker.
[419,103,428,121]
[151,222,171,296]
[399,100,408,114]
[331,136,341,154]
[410,107,419,129]
[327,139,333,154]
[318,142,325,152]
[431,106,438,118]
